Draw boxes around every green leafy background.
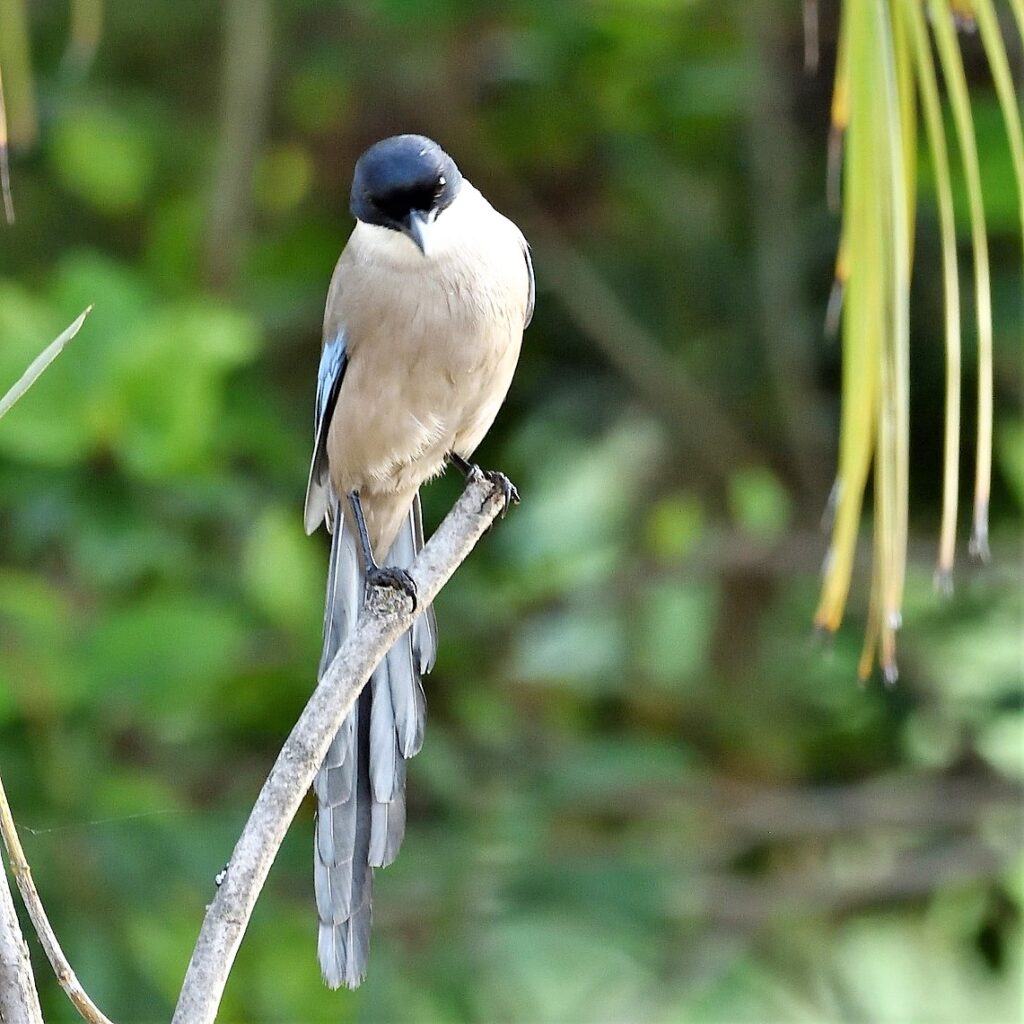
[0,2,1020,1021]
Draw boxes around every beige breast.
[323,184,530,555]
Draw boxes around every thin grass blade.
[0,308,92,420]
[816,0,882,637]
[876,0,911,682]
[929,0,994,562]
[900,0,963,591]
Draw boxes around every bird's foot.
[463,464,519,518]
[480,468,519,518]
[449,453,520,518]
[366,565,418,611]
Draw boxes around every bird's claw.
[366,565,418,611]
[451,454,519,519]
[482,469,519,518]
[464,464,519,518]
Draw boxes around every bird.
[303,134,534,989]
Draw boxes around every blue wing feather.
[304,332,348,534]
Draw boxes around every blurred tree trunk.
[205,0,273,289]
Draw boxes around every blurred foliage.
[0,1,1021,1022]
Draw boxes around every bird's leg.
[348,491,417,609]
[448,452,520,518]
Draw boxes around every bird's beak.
[402,209,434,257]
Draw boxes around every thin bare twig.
[0,842,42,1024]
[0,307,92,420]
[0,774,115,1024]
[0,63,15,224]
[173,473,508,1024]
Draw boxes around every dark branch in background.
[172,474,509,1024]
[204,0,273,288]
[0,0,37,151]
[598,772,1023,849]
[693,836,1010,928]
[744,4,833,505]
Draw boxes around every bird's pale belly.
[327,311,520,554]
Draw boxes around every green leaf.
[727,466,792,541]
[0,571,84,712]
[478,916,655,1024]
[107,302,259,477]
[645,491,704,562]
[84,593,249,715]
[253,144,314,215]
[512,604,626,693]
[50,105,156,213]
[242,505,324,633]
[976,711,1024,781]
[996,418,1024,509]
[502,417,664,594]
[638,581,716,687]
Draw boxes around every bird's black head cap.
[350,135,462,232]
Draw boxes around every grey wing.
[304,331,348,535]
[522,238,535,329]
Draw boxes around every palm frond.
[818,0,1023,680]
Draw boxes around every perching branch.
[0,774,115,1024]
[172,473,508,1024]
[0,828,42,1024]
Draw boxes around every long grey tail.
[313,492,437,989]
